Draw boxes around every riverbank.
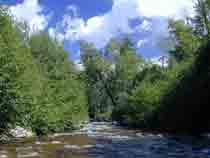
[0,122,210,158]
[0,121,89,142]
[1,120,206,143]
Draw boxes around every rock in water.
[10,126,34,138]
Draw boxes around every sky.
[1,0,195,60]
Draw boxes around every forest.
[1,0,210,137]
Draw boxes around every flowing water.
[0,122,210,158]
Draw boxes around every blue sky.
[2,0,195,60]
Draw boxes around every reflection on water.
[0,122,210,158]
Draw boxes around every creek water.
[0,122,210,158]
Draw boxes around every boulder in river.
[9,126,34,138]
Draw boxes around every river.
[0,122,210,158]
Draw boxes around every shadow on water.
[87,135,210,158]
[1,122,210,158]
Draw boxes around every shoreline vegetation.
[1,0,210,140]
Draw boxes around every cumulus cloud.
[10,0,49,33]
[136,20,152,32]
[67,5,79,17]
[51,0,195,50]
[47,0,193,52]
[9,0,195,48]
[56,1,139,48]
[137,39,148,48]
[136,0,195,19]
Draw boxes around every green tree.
[0,8,42,132]
[81,41,114,120]
[194,0,210,39]
[168,19,200,63]
[29,33,88,134]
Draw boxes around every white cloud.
[67,5,79,17]
[52,0,195,49]
[137,39,148,48]
[74,60,85,71]
[136,0,195,19]
[53,0,141,48]
[9,0,195,50]
[10,0,49,33]
[149,56,169,67]
[48,28,65,43]
[136,20,152,32]
[134,18,171,50]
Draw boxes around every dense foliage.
[1,0,210,136]
[0,8,88,135]
[81,0,210,134]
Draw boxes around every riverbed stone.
[136,133,144,137]
[83,145,94,148]
[51,141,62,144]
[0,155,7,158]
[17,152,39,158]
[10,127,34,138]
[64,145,81,150]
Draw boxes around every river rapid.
[0,122,210,158]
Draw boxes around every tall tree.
[0,8,42,131]
[168,19,201,63]
[81,41,115,119]
[194,0,210,39]
[29,33,88,134]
